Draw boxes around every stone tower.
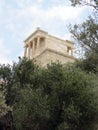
[24,28,75,67]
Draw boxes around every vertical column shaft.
[32,40,35,58]
[67,46,69,54]
[24,46,27,57]
[71,48,73,56]
[37,36,40,48]
[28,43,30,59]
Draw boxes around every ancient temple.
[24,27,75,67]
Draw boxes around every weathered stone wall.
[24,28,75,67]
[46,36,67,55]
[35,49,75,67]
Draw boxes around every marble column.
[71,48,73,56]
[24,46,27,57]
[67,47,69,54]
[28,43,31,59]
[29,42,32,59]
[32,40,35,58]
[37,36,40,48]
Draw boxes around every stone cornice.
[35,48,76,60]
[48,34,74,45]
[24,28,48,43]
[24,28,74,46]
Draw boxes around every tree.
[69,0,98,129]
[0,58,97,130]
[12,60,98,130]
[70,0,98,10]
[69,0,98,73]
[0,91,11,118]
[13,87,50,130]
[75,52,98,73]
[69,17,98,53]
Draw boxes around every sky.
[0,0,92,64]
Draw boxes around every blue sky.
[0,0,92,64]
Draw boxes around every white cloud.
[17,5,86,21]
[16,0,33,8]
[64,33,72,40]
[0,0,92,64]
[0,0,5,19]
[44,6,85,20]
[0,39,12,64]
[13,5,88,39]
[3,3,88,25]
[37,0,44,3]
[3,4,88,39]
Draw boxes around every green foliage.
[0,65,12,118]
[69,17,98,53]
[13,61,98,130]
[70,0,98,10]
[69,0,98,74]
[75,52,98,73]
[0,90,11,117]
[0,58,98,130]
[13,87,50,130]
[69,1,98,129]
